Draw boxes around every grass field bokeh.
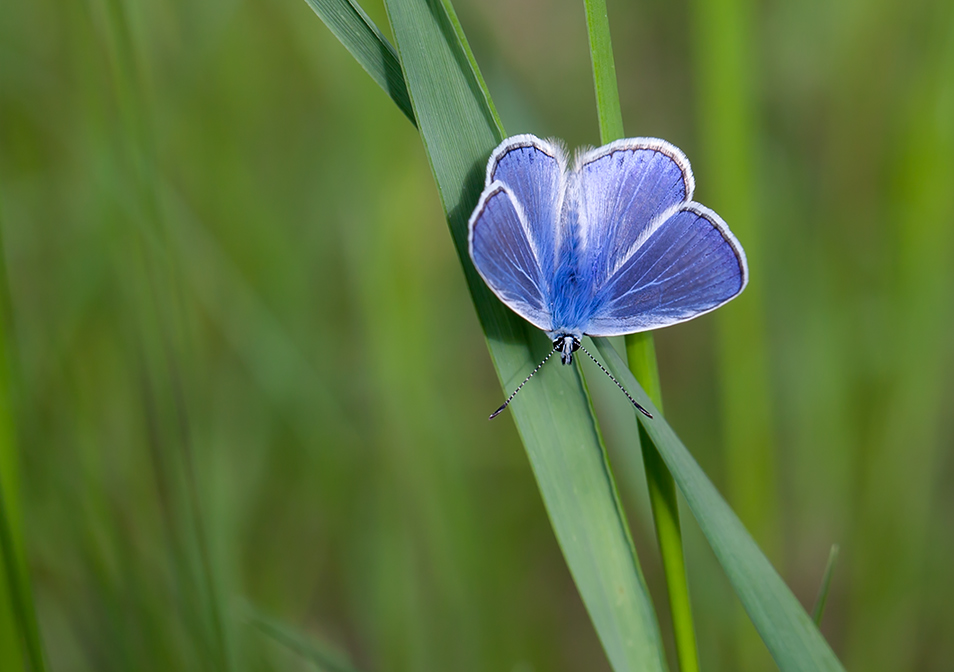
[1,0,952,670]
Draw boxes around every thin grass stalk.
[686,0,777,666]
[844,9,954,668]
[244,603,362,672]
[93,0,233,666]
[0,292,38,668]
[687,0,777,552]
[583,1,700,670]
[0,199,47,672]
[0,484,46,672]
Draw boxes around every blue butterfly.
[468,134,748,419]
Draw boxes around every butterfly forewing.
[469,133,748,418]
[468,134,747,341]
[468,184,554,332]
[488,135,566,284]
[576,140,694,289]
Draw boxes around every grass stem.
[626,336,699,672]
[584,2,700,670]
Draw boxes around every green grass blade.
[244,604,360,672]
[301,0,415,124]
[687,0,779,568]
[584,2,700,670]
[92,0,234,666]
[592,337,845,672]
[811,545,839,627]
[686,0,779,661]
[379,1,666,669]
[0,491,46,672]
[0,483,47,672]
[842,13,954,670]
[0,199,47,672]
[583,0,623,142]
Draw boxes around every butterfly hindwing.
[572,139,746,336]
[469,134,748,418]
[586,203,747,336]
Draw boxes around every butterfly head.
[553,334,580,365]
[489,331,652,420]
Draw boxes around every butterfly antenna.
[489,345,559,420]
[577,344,653,419]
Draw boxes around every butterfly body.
[548,176,589,343]
[469,134,747,417]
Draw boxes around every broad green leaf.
[376,0,666,669]
[592,337,845,671]
[301,0,415,124]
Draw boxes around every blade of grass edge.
[583,1,700,670]
[378,0,666,669]
[243,603,361,672]
[300,0,415,124]
[592,337,845,672]
[811,545,839,627]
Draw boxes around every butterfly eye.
[551,335,580,352]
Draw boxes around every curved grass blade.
[378,0,666,669]
[592,337,845,672]
[301,0,415,124]
[244,604,360,672]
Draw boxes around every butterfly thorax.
[547,173,594,337]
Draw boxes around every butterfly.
[468,134,748,419]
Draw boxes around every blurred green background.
[1,0,952,670]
